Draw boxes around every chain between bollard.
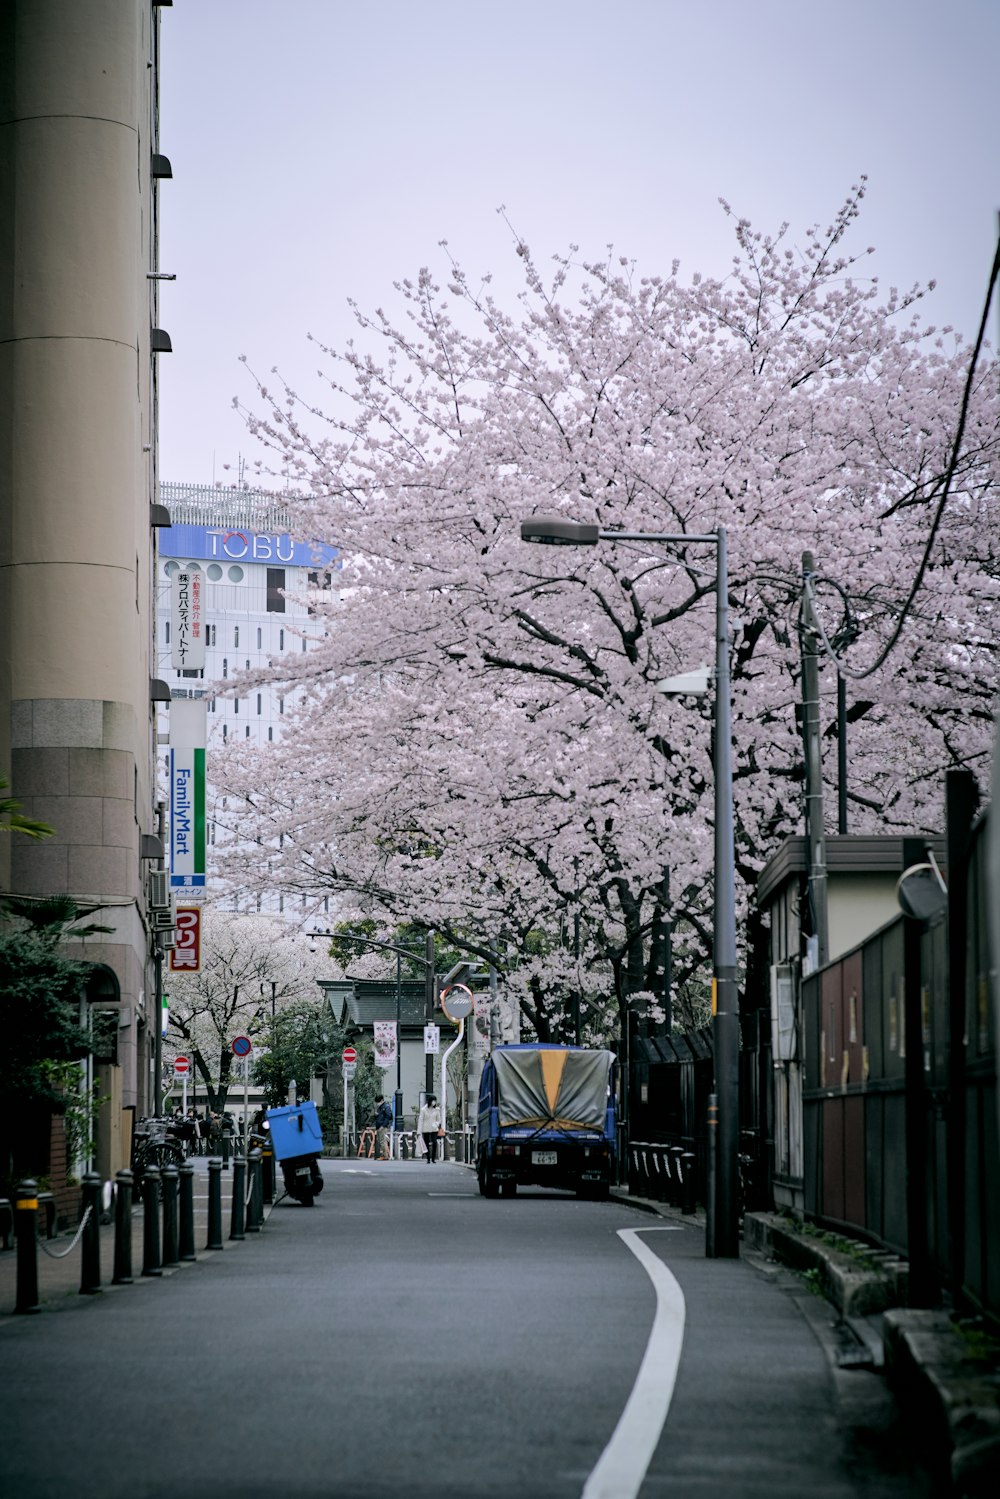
[37,1204,93,1259]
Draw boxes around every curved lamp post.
[520,516,739,1258]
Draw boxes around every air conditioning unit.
[159,928,177,950]
[152,895,176,931]
[148,869,170,911]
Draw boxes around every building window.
[257,627,262,649]
[266,568,286,613]
[268,726,273,741]
[279,697,284,716]
[234,698,239,714]
[234,626,239,648]
[210,698,216,712]
[165,621,170,644]
[257,693,262,715]
[302,636,307,652]
[222,658,228,679]
[223,724,228,741]
[279,629,285,650]
[246,726,251,738]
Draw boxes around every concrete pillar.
[0,2,165,1133]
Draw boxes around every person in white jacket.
[417,1095,441,1163]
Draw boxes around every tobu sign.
[169,906,201,971]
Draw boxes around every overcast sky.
[158,0,1000,486]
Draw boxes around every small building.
[756,833,943,1212]
[318,978,441,1131]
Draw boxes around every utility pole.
[424,930,436,1096]
[800,552,829,969]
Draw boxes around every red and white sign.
[169,906,202,972]
[342,1046,358,1064]
[173,1055,191,1076]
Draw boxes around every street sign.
[424,1024,440,1054]
[342,1045,358,1064]
[231,1034,252,1057]
[441,983,473,1021]
[342,1062,357,1081]
[173,1055,191,1076]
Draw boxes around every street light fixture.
[520,514,740,1258]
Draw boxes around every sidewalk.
[612,1184,1000,1497]
[0,1157,272,1321]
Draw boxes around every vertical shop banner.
[171,570,206,671]
[170,906,202,972]
[373,1020,397,1070]
[170,698,207,889]
[472,992,490,1058]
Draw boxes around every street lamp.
[520,515,740,1258]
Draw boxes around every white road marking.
[338,1169,375,1176]
[581,1227,686,1499]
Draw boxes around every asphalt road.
[0,1161,932,1499]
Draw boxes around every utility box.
[266,1101,324,1162]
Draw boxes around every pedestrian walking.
[417,1094,441,1163]
[374,1095,393,1159]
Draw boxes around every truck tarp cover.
[494,1048,614,1131]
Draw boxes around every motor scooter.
[265,1100,325,1206]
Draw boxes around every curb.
[745,1212,1000,1496]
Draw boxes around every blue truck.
[476,1044,617,1198]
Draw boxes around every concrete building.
[0,2,173,1179]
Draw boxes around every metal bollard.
[454,1130,465,1164]
[142,1166,162,1277]
[681,1152,697,1215]
[229,1157,246,1240]
[669,1147,685,1207]
[14,1180,41,1314]
[206,1158,224,1251]
[178,1162,196,1261]
[246,1150,262,1232]
[79,1171,102,1294]
[113,1170,134,1284]
[221,1131,231,1169]
[400,1133,409,1160]
[161,1164,180,1267]
[261,1146,274,1204]
[655,1147,671,1203]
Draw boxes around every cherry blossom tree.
[218,184,1000,1042]
[164,911,332,1112]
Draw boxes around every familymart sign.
[170,699,206,889]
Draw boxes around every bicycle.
[132,1116,186,1198]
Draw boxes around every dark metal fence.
[800,808,998,1322]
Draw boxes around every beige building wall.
[0,1,170,1134]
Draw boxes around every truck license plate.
[532,1150,557,1165]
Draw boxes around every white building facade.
[157,480,337,916]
